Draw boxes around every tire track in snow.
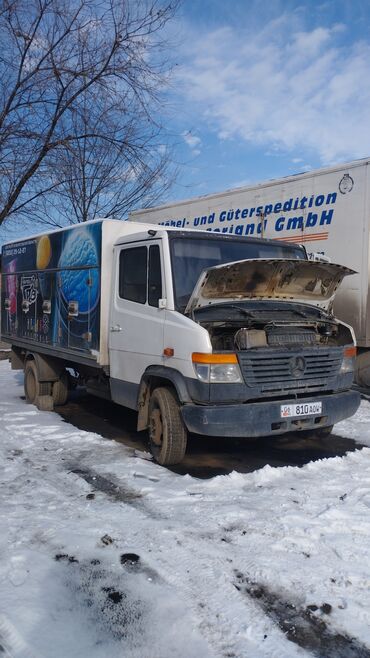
[234,572,370,658]
[67,464,306,657]
[0,616,38,658]
[138,522,310,658]
[67,464,165,519]
[66,461,369,658]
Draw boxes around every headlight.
[340,346,356,374]
[192,353,243,383]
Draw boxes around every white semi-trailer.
[129,158,370,385]
[1,220,359,465]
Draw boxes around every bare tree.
[0,0,178,228]
[29,87,177,225]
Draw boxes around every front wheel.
[148,387,187,465]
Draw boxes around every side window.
[148,245,162,307]
[119,247,147,304]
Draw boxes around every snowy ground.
[1,360,370,658]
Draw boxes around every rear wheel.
[52,370,69,406]
[148,387,187,465]
[24,361,51,404]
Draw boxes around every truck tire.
[148,387,187,466]
[52,370,69,406]
[24,361,51,404]
[35,395,54,412]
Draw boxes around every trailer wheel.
[148,387,187,465]
[24,361,51,404]
[52,370,69,406]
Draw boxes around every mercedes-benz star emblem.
[289,356,306,378]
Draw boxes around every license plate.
[280,401,322,418]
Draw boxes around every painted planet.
[58,228,99,313]
[36,235,52,270]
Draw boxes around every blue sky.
[1,0,370,247]
[163,0,370,201]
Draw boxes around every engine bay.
[193,301,353,352]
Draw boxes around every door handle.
[110,324,122,332]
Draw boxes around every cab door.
[109,240,165,408]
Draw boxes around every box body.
[1,220,146,366]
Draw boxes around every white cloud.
[182,131,201,150]
[176,16,370,163]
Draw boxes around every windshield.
[170,236,306,311]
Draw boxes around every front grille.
[238,348,342,395]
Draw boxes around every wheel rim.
[149,407,163,447]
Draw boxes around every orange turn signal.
[344,346,356,358]
[192,352,238,364]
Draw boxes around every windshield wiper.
[192,302,254,317]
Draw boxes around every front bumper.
[181,390,360,437]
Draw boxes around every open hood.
[185,259,356,314]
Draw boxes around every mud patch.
[103,588,124,604]
[120,553,140,566]
[69,466,142,504]
[68,465,164,519]
[235,572,370,658]
[100,534,115,546]
[56,554,143,641]
[120,553,159,582]
[55,553,79,563]
[51,549,209,656]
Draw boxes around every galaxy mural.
[1,222,102,354]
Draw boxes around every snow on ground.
[0,360,370,658]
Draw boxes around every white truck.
[1,220,360,465]
[130,158,370,385]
